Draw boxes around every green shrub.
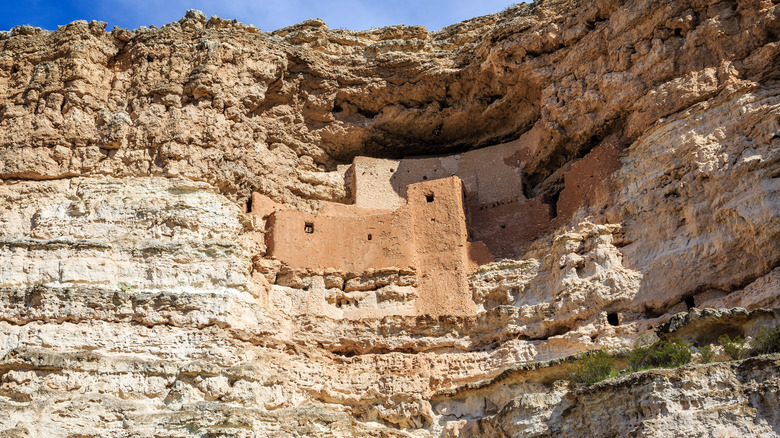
[751,326,780,356]
[117,283,135,292]
[718,334,749,360]
[569,350,616,385]
[627,338,692,372]
[698,344,714,363]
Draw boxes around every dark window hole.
[607,312,620,326]
[367,233,372,241]
[304,222,314,234]
[422,175,428,180]
[500,224,506,229]
[543,189,562,219]
[684,296,695,310]
[357,107,378,118]
[426,194,434,203]
[245,197,252,213]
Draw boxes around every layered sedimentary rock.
[0,0,779,436]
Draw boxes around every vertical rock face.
[0,178,250,292]
[0,0,779,436]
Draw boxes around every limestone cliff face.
[0,0,779,437]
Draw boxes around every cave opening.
[684,296,695,310]
[607,312,620,326]
[543,188,562,218]
[521,180,531,199]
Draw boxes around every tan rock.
[0,0,778,436]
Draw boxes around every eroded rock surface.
[0,0,779,436]
[469,354,780,437]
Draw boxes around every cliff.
[0,0,779,436]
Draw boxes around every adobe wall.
[352,138,526,210]
[556,142,623,220]
[406,177,479,315]
[264,175,491,315]
[266,207,415,274]
[469,142,624,257]
[469,197,553,259]
[351,138,537,258]
[350,139,624,259]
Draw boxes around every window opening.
[426,194,434,203]
[304,222,314,234]
[607,312,619,326]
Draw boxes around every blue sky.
[1,0,520,32]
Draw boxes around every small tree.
[751,326,780,356]
[698,344,714,363]
[718,334,749,360]
[569,350,615,385]
[628,337,692,372]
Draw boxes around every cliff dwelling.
[253,137,623,316]
[262,175,490,315]
[4,2,780,436]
